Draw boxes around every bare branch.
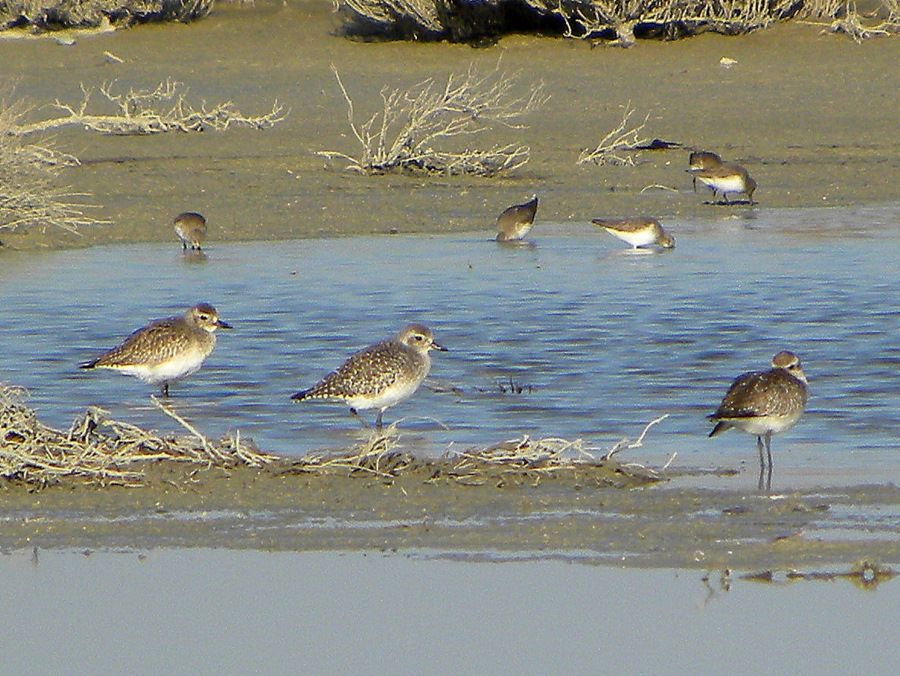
[317,62,547,176]
[8,79,288,137]
[577,102,650,166]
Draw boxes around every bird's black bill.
[217,320,233,329]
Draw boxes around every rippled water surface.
[1,205,898,487]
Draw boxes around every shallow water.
[1,205,898,489]
[0,549,897,675]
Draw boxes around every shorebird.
[80,303,232,396]
[591,217,675,249]
[689,161,757,204]
[708,351,809,480]
[174,212,208,251]
[291,323,447,428]
[495,194,539,242]
[688,151,722,192]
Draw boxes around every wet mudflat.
[1,1,899,249]
[0,548,897,674]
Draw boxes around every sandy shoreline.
[1,1,898,249]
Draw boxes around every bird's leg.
[757,464,765,492]
[692,177,697,192]
[765,431,773,470]
[375,410,384,430]
[182,241,187,251]
[161,382,170,398]
[757,435,766,470]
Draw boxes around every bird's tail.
[290,387,313,401]
[79,358,99,370]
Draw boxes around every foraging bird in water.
[688,161,757,204]
[708,351,808,486]
[495,194,539,242]
[687,151,722,192]
[79,303,232,397]
[291,323,447,429]
[174,212,208,251]
[591,217,675,249]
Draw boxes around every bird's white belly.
[606,227,655,248]
[701,175,745,193]
[114,352,206,385]
[348,378,422,411]
[730,412,802,436]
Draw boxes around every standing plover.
[687,151,722,192]
[708,351,808,477]
[80,303,231,397]
[591,217,675,249]
[174,212,208,251]
[291,323,447,428]
[689,162,757,204]
[496,195,539,242]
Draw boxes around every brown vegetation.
[0,93,105,234]
[317,62,547,176]
[334,0,899,44]
[0,0,213,31]
[1,383,670,489]
[0,384,275,487]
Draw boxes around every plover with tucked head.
[291,323,447,428]
[708,351,808,480]
[174,212,208,251]
[689,161,757,204]
[496,194,539,242]
[687,151,722,192]
[591,217,675,249]
[80,303,231,397]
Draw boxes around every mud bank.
[2,461,898,569]
[1,1,898,249]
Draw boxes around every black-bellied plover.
[291,323,447,428]
[689,161,757,204]
[495,194,539,242]
[708,351,808,480]
[80,303,231,396]
[174,212,208,251]
[591,217,675,249]
[687,150,722,192]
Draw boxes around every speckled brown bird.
[590,217,675,249]
[495,194,539,242]
[689,161,757,204]
[687,151,722,192]
[291,323,447,428]
[79,303,231,396]
[708,351,809,472]
[174,212,208,251]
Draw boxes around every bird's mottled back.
[294,340,424,401]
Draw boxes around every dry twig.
[0,383,274,487]
[577,102,650,166]
[317,62,547,176]
[7,79,287,137]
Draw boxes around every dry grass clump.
[334,0,811,44]
[0,0,213,31]
[0,93,105,234]
[9,79,287,137]
[316,62,547,177]
[801,0,899,41]
[0,384,274,488]
[284,415,671,488]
